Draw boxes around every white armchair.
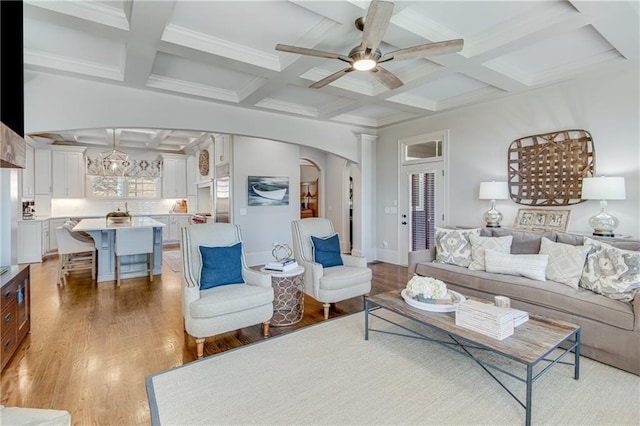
[291,218,372,319]
[180,223,274,358]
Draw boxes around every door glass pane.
[404,141,441,162]
[410,172,435,251]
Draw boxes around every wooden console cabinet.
[1,264,30,371]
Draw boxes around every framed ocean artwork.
[248,176,289,206]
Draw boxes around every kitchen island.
[73,217,165,283]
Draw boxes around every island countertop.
[73,216,166,232]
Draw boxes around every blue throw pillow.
[311,234,343,268]
[199,242,245,290]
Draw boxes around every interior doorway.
[300,159,320,218]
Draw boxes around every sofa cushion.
[580,237,640,302]
[434,227,481,267]
[539,237,590,289]
[415,262,635,331]
[468,234,513,271]
[485,249,548,281]
[492,228,557,254]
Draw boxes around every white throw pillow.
[579,237,640,302]
[468,234,513,271]
[485,249,548,281]
[434,227,481,268]
[539,237,590,289]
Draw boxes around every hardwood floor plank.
[0,249,407,425]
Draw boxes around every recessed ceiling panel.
[151,52,258,90]
[406,1,543,37]
[24,17,124,66]
[488,25,619,75]
[167,1,324,54]
[406,74,488,101]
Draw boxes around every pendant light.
[100,128,129,176]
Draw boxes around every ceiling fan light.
[353,58,377,71]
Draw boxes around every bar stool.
[56,224,96,286]
[114,227,154,287]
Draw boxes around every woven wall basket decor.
[508,129,595,206]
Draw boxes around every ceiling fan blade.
[275,44,351,63]
[370,66,403,90]
[360,0,394,53]
[380,39,464,62]
[310,67,354,89]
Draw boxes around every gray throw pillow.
[434,227,481,268]
[539,237,590,289]
[468,234,513,271]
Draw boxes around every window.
[401,132,445,165]
[87,176,158,198]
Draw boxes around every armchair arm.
[408,248,436,279]
[297,258,323,297]
[243,268,272,288]
[341,254,367,268]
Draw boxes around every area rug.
[146,311,639,425]
[162,250,182,272]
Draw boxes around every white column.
[351,134,376,261]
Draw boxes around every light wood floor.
[0,247,407,425]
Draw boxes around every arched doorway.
[300,159,320,218]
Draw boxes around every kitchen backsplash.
[51,198,182,217]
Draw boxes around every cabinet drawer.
[1,282,16,310]
[1,303,17,339]
[1,326,17,370]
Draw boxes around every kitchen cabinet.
[1,265,30,371]
[34,149,51,195]
[151,215,189,243]
[22,143,35,199]
[161,154,187,198]
[186,155,197,197]
[214,135,231,166]
[52,147,85,198]
[17,221,42,264]
[41,220,50,256]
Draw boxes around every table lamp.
[479,181,509,228]
[581,176,626,237]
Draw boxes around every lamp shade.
[479,181,509,200]
[581,177,626,200]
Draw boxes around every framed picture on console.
[514,208,571,232]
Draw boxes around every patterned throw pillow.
[434,227,481,267]
[468,235,513,271]
[539,237,590,289]
[485,249,548,281]
[579,237,640,302]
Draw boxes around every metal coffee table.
[365,290,581,426]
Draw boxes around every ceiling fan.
[275,0,464,90]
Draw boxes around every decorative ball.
[272,243,293,262]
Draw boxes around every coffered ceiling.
[23,0,639,152]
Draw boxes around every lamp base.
[484,223,501,228]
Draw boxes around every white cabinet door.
[215,135,231,165]
[161,155,187,198]
[52,150,85,198]
[154,216,170,242]
[186,155,196,196]
[34,149,51,195]
[17,221,43,264]
[41,220,50,255]
[22,144,35,198]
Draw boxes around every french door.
[397,130,448,266]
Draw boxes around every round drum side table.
[260,266,305,326]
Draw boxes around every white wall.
[232,136,301,266]
[377,68,640,264]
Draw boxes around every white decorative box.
[455,300,514,340]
